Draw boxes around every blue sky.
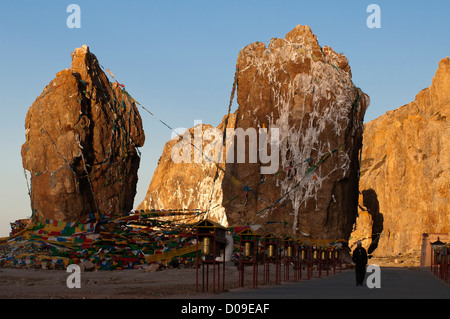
[0,0,449,236]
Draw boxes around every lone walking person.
[352,241,368,286]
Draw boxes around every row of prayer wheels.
[431,243,449,284]
[192,220,343,292]
[238,228,343,287]
[194,221,342,261]
[239,230,342,262]
[433,246,450,263]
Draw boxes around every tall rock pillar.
[21,45,145,221]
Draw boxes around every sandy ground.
[0,265,205,299]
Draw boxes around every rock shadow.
[361,189,384,254]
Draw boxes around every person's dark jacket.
[352,247,368,265]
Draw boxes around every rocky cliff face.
[21,45,145,221]
[351,57,450,255]
[222,25,369,239]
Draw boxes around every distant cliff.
[137,114,236,226]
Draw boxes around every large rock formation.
[138,25,369,241]
[222,25,369,239]
[351,57,450,256]
[21,45,145,221]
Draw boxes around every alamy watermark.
[366,4,381,29]
[65,4,380,30]
[170,121,280,174]
[66,264,81,288]
[66,4,81,29]
[366,264,381,288]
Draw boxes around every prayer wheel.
[287,246,294,258]
[268,244,276,258]
[313,249,318,260]
[301,250,306,261]
[202,236,213,256]
[238,228,260,288]
[244,241,253,258]
[194,219,228,293]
